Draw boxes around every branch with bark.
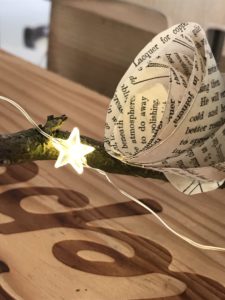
[0,115,166,181]
[1,115,224,189]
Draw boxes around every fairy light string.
[0,95,94,174]
[0,95,225,252]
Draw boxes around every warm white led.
[52,127,95,174]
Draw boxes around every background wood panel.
[48,0,167,97]
[121,0,225,30]
[0,50,224,299]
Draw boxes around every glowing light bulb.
[52,127,95,174]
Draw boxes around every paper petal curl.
[104,22,225,194]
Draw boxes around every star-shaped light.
[52,127,95,174]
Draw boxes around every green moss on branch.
[2,115,224,189]
[0,115,166,181]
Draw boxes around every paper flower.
[104,22,225,194]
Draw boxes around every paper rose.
[104,22,225,195]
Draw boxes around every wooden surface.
[122,0,225,72]
[0,50,225,299]
[121,0,225,30]
[48,0,167,97]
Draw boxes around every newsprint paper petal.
[104,23,225,195]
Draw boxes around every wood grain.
[0,50,225,299]
[122,0,225,72]
[121,0,225,30]
[48,0,167,97]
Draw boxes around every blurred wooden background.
[48,0,167,97]
[48,0,225,97]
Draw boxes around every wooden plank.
[121,0,225,30]
[48,0,167,97]
[122,0,225,72]
[0,50,224,299]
